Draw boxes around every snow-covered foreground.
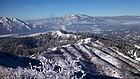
[0,39,140,79]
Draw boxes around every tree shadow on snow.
[0,51,41,69]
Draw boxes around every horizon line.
[1,14,140,20]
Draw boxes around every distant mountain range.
[1,14,140,35]
[1,14,140,45]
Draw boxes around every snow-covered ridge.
[20,30,79,39]
[33,40,140,79]
[0,17,33,34]
[51,30,78,38]
[0,39,139,79]
[60,14,93,21]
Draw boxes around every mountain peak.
[0,17,10,22]
[0,17,20,23]
[62,14,92,20]
[0,17,33,34]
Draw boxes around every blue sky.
[0,0,140,20]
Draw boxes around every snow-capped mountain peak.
[0,17,11,23]
[0,17,33,34]
[52,30,63,36]
[51,30,78,38]
[60,14,93,21]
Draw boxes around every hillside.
[0,31,140,79]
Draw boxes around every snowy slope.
[0,17,33,34]
[0,38,139,79]
[33,39,140,79]
[41,39,140,79]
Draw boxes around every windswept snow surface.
[0,39,140,79]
